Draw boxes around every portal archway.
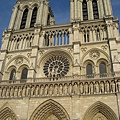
[83,101,118,120]
[29,99,70,120]
[0,107,19,120]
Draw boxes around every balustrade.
[0,78,120,98]
[8,31,34,51]
[44,29,70,46]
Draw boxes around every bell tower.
[8,0,55,30]
[70,0,113,22]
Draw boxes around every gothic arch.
[80,48,110,65]
[5,55,30,71]
[37,49,73,77]
[0,107,19,120]
[83,101,118,120]
[29,99,70,120]
[38,49,73,66]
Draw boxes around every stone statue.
[54,84,58,95]
[68,83,72,95]
[14,87,18,97]
[49,85,53,95]
[79,83,83,94]
[40,85,44,96]
[105,81,110,93]
[117,80,120,92]
[63,84,68,95]
[94,82,99,94]
[35,85,39,96]
[89,82,94,94]
[2,87,6,97]
[44,85,48,96]
[111,81,115,93]
[22,86,26,97]
[84,83,89,94]
[18,86,22,97]
[73,83,78,94]
[10,87,14,97]
[26,85,30,96]
[59,84,63,95]
[31,85,35,96]
[100,82,105,93]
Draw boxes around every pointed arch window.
[99,62,107,77]
[30,7,38,28]
[82,0,88,20]
[20,8,28,29]
[21,68,28,80]
[9,69,16,80]
[86,64,93,78]
[92,0,99,19]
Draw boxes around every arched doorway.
[83,101,118,120]
[29,99,70,120]
[0,107,18,120]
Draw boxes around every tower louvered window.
[20,8,28,29]
[30,7,38,28]
[92,0,99,19]
[82,0,88,20]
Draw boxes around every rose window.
[43,56,69,79]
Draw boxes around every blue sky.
[0,0,120,42]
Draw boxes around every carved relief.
[101,45,108,51]
[14,57,23,65]
[89,50,100,60]
[81,47,87,52]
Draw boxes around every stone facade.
[0,0,120,120]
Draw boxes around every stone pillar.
[70,0,74,22]
[43,2,49,26]
[26,7,33,28]
[75,0,78,20]
[97,0,104,18]
[36,1,44,24]
[87,0,93,20]
[103,0,109,16]
[89,30,92,42]
[79,0,83,21]
[106,0,113,15]
[14,8,22,30]
[8,4,19,30]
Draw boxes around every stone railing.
[8,30,34,51]
[0,78,120,99]
[43,24,71,47]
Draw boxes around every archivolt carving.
[83,101,118,120]
[0,107,18,120]
[5,55,30,71]
[29,99,70,120]
[80,48,110,65]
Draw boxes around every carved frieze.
[89,50,100,60]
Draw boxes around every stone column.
[87,0,93,20]
[103,0,109,16]
[70,0,74,22]
[79,0,83,21]
[106,0,113,15]
[89,30,92,42]
[36,1,44,25]
[26,7,33,28]
[43,2,49,26]
[14,8,23,30]
[97,0,104,18]
[8,4,19,30]
[75,0,78,19]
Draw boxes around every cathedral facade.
[0,0,120,120]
